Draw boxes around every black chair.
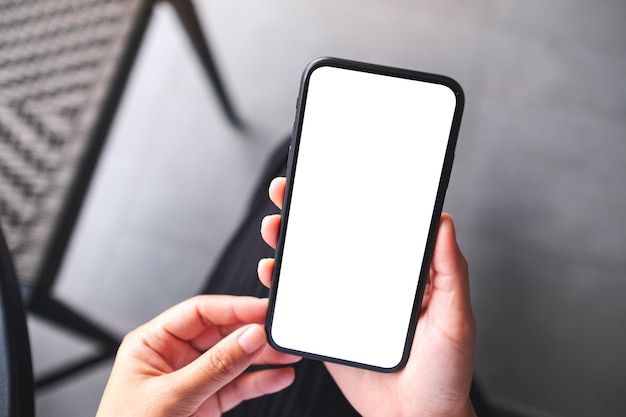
[0,226,35,417]
[0,0,242,389]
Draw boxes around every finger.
[216,367,296,413]
[190,329,301,367]
[158,296,267,342]
[260,214,281,249]
[257,258,274,288]
[254,344,301,365]
[427,213,475,340]
[268,177,286,210]
[430,213,469,293]
[169,324,268,407]
[138,296,268,368]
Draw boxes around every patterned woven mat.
[0,0,144,285]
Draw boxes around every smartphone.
[266,57,464,372]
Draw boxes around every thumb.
[427,213,475,344]
[167,324,267,406]
[430,213,469,293]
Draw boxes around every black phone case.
[266,57,464,372]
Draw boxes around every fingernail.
[237,324,266,354]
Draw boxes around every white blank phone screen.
[271,66,457,369]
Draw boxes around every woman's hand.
[258,177,477,417]
[96,295,299,417]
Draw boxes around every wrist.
[431,396,477,417]
[400,396,476,417]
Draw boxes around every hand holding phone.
[266,58,464,372]
[259,181,477,417]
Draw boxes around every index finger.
[269,177,286,210]
[153,295,268,343]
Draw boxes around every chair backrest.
[0,226,34,417]
[0,0,149,295]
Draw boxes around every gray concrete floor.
[29,0,626,416]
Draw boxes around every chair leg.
[28,294,119,347]
[28,293,120,389]
[35,348,116,390]
[168,0,245,129]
